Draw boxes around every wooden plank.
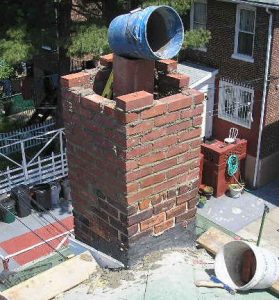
[2,251,98,300]
[196,227,234,255]
[197,227,279,295]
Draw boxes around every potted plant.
[202,185,214,200]
[228,184,244,198]
[197,196,207,208]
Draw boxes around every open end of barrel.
[146,6,184,59]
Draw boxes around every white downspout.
[253,8,273,188]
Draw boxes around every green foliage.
[0,27,33,66]
[0,61,14,80]
[142,0,193,14]
[184,28,211,49]
[69,22,111,58]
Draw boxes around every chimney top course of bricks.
[61,53,204,266]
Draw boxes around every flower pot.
[229,184,243,198]
[197,202,205,208]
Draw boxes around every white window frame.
[218,79,254,129]
[190,0,208,52]
[232,4,256,63]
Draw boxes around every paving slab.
[198,178,279,233]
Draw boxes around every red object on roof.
[0,216,73,266]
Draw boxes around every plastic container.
[11,185,32,218]
[108,6,184,60]
[0,198,16,223]
[228,184,243,198]
[32,183,52,210]
[50,181,61,208]
[215,240,279,291]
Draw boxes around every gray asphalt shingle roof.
[228,0,279,8]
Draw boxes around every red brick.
[154,218,175,235]
[141,101,167,119]
[193,105,203,116]
[153,136,177,149]
[166,143,190,158]
[165,73,190,88]
[156,60,177,73]
[127,224,139,236]
[127,121,153,135]
[140,212,165,231]
[141,128,167,142]
[176,189,198,205]
[139,199,151,210]
[116,110,139,124]
[141,173,165,188]
[126,144,153,159]
[176,208,197,224]
[104,101,116,117]
[178,128,202,142]
[116,91,154,112]
[188,197,198,209]
[160,94,192,112]
[128,208,153,226]
[61,72,90,88]
[126,166,153,183]
[139,152,165,166]
[113,55,155,97]
[127,182,138,193]
[193,116,202,127]
[166,203,187,219]
[166,165,189,179]
[166,120,192,135]
[155,111,180,126]
[81,94,104,112]
[192,90,205,104]
[153,158,177,173]
[127,186,154,205]
[100,53,113,67]
[153,198,176,214]
[181,109,194,119]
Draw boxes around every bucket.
[0,198,16,224]
[215,240,279,291]
[108,6,184,60]
[50,181,61,208]
[228,184,243,198]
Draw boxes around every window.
[218,79,254,128]
[233,5,256,62]
[191,0,207,30]
[190,0,208,51]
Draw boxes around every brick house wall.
[181,0,279,186]
[61,57,204,265]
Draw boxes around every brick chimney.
[61,54,204,265]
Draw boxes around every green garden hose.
[227,154,239,177]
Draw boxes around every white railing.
[0,128,68,194]
[0,119,55,155]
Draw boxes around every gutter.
[253,8,273,187]
[219,0,279,10]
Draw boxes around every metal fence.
[0,119,55,155]
[0,127,68,194]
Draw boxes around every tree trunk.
[56,0,72,128]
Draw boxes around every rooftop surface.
[177,61,218,89]
[59,249,277,300]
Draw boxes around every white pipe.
[253,8,273,187]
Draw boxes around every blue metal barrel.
[108,6,184,60]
